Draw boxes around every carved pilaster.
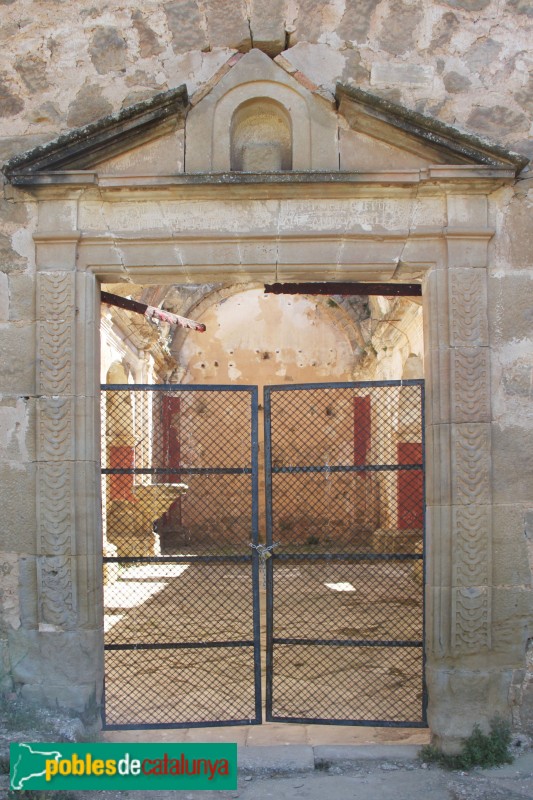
[36,271,77,629]
[449,268,492,655]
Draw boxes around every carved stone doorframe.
[31,174,507,742]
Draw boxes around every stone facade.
[0,2,532,749]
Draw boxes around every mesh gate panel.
[265,381,426,726]
[101,385,261,729]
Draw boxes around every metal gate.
[101,385,261,729]
[264,380,426,726]
[101,380,425,729]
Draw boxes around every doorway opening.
[100,282,425,730]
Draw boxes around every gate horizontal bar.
[270,463,422,474]
[105,640,255,652]
[102,467,252,475]
[264,378,424,392]
[104,554,252,563]
[106,718,262,732]
[272,638,423,647]
[101,383,259,392]
[274,552,423,562]
[267,716,427,728]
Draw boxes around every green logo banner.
[10,742,237,791]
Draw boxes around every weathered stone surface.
[443,71,471,93]
[0,233,26,272]
[0,464,37,550]
[467,105,527,139]
[164,0,208,53]
[66,84,113,129]
[371,63,434,87]
[338,0,380,44]
[515,77,533,115]
[89,26,127,74]
[0,75,23,118]
[8,273,35,322]
[507,0,533,16]
[204,0,251,51]
[0,135,49,164]
[294,0,332,43]
[280,42,345,91]
[444,0,490,9]
[342,49,370,84]
[132,10,164,58]
[466,38,502,74]
[377,0,423,57]
[14,55,49,94]
[429,11,459,51]
[0,323,35,394]
[28,102,61,127]
[492,505,533,587]
[492,424,533,504]
[249,0,286,56]
[489,273,533,343]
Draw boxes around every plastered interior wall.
[0,1,532,745]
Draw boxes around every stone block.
[338,0,380,44]
[426,666,514,751]
[507,0,533,16]
[371,63,434,87]
[204,0,251,51]
[293,0,332,43]
[451,423,492,506]
[447,195,488,229]
[449,268,489,347]
[279,42,345,92]
[20,682,102,715]
[0,232,26,272]
[0,75,23,118]
[0,462,37,552]
[425,347,451,426]
[444,0,490,9]
[164,0,208,54]
[0,322,35,395]
[0,396,36,463]
[67,85,113,129]
[249,0,287,56]
[425,425,452,507]
[425,505,453,588]
[132,10,164,58]
[491,587,533,660]
[377,0,423,57]
[443,71,471,93]
[429,11,460,52]
[492,505,533,587]
[492,424,533,504]
[89,27,127,75]
[9,628,103,689]
[425,586,452,659]
[450,347,491,423]
[8,272,35,321]
[14,54,49,93]
[467,105,527,140]
[488,273,533,344]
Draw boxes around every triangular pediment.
[336,84,528,171]
[2,86,189,182]
[2,49,527,184]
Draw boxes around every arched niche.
[230,98,292,172]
